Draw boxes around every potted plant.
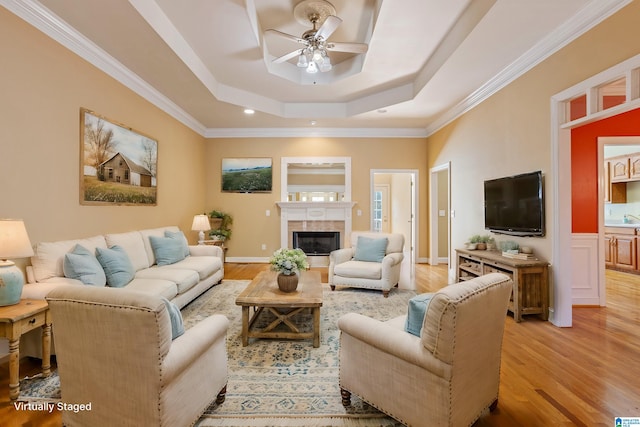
[466,234,481,250]
[208,210,233,241]
[477,235,493,250]
[269,248,309,292]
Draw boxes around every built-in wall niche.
[281,157,351,202]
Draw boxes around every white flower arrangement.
[269,248,309,275]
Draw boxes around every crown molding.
[1,0,207,135]
[204,127,428,139]
[424,0,632,137]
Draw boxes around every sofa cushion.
[135,267,199,294]
[165,256,222,281]
[63,244,106,287]
[353,236,388,263]
[165,230,190,259]
[139,226,181,266]
[31,235,107,283]
[333,260,382,280]
[126,278,178,301]
[404,293,434,337]
[161,297,185,340]
[96,245,135,288]
[104,231,150,271]
[149,236,187,266]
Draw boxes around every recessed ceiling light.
[244,108,255,115]
[310,120,317,125]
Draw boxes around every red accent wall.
[571,108,640,233]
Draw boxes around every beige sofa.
[23,226,224,308]
[46,284,228,427]
[338,273,513,427]
[19,226,224,357]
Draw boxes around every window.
[373,190,382,231]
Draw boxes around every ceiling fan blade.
[265,29,305,45]
[273,49,302,64]
[316,15,342,40]
[326,42,368,54]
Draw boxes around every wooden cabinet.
[630,155,640,179]
[610,157,630,182]
[456,249,549,322]
[604,161,627,203]
[604,226,639,273]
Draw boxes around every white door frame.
[370,169,418,281]
[429,163,451,273]
[552,52,640,327]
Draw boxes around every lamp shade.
[0,219,34,260]
[0,219,33,306]
[191,214,211,232]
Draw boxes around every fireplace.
[293,231,340,256]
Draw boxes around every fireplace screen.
[293,231,340,256]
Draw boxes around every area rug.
[17,371,61,402]
[183,280,414,427]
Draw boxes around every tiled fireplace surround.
[277,202,355,266]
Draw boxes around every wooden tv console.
[455,249,549,322]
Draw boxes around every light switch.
[357,210,362,216]
[266,209,270,217]
[439,209,446,217]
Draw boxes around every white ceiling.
[1,0,630,137]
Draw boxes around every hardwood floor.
[2,264,638,426]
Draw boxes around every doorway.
[371,169,418,289]
[430,163,452,279]
[598,137,640,307]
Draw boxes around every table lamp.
[0,219,34,306]
[191,214,211,244]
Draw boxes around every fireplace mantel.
[276,202,356,250]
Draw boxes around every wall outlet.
[266,209,270,216]
[261,244,267,250]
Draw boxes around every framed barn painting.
[80,108,158,205]
[222,158,272,193]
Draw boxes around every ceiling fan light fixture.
[306,60,318,74]
[296,52,308,68]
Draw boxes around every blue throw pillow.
[95,245,135,288]
[353,236,388,262]
[161,297,184,340]
[405,293,434,337]
[149,235,187,266]
[63,244,106,286]
[165,230,190,258]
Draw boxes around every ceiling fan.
[265,0,368,74]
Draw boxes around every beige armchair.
[46,285,229,427]
[338,273,513,427]
[329,231,404,297]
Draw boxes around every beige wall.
[0,8,209,252]
[427,1,640,270]
[205,138,428,258]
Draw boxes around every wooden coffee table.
[236,270,323,347]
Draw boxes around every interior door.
[374,185,390,232]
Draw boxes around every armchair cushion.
[404,293,434,336]
[162,297,185,339]
[353,236,388,262]
[149,235,187,266]
[96,245,135,288]
[333,260,382,280]
[63,244,106,287]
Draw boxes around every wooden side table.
[201,240,228,263]
[0,299,52,400]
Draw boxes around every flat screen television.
[483,171,545,236]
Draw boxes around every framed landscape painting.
[222,158,272,193]
[80,108,158,205]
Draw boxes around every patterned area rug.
[184,280,415,427]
